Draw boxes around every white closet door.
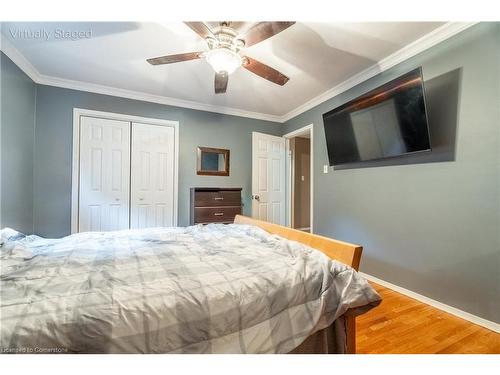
[79,116,131,232]
[130,123,175,229]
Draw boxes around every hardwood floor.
[356,283,500,354]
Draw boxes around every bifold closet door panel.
[130,123,175,229]
[79,117,131,232]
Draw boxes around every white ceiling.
[2,22,446,121]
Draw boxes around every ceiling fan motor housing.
[206,25,245,52]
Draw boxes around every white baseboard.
[296,227,311,231]
[359,272,500,334]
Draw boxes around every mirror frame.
[196,147,230,176]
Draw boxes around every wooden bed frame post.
[233,215,363,354]
[346,316,356,354]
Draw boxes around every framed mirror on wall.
[197,147,230,176]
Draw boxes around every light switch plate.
[323,165,329,174]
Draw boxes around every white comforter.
[0,224,380,353]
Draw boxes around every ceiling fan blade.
[184,22,214,40]
[215,72,228,94]
[239,22,295,47]
[147,52,203,65]
[242,56,289,86]
[229,22,250,32]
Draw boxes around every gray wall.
[283,23,500,323]
[0,52,36,233]
[34,85,281,237]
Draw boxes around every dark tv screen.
[322,67,431,166]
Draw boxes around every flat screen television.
[322,67,431,166]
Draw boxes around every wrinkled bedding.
[0,224,380,353]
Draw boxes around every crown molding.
[279,22,478,123]
[0,33,41,82]
[2,23,477,124]
[35,73,283,122]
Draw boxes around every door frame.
[283,124,314,233]
[71,108,179,233]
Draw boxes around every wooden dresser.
[190,187,242,225]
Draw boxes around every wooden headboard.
[234,215,362,271]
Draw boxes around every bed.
[0,215,380,354]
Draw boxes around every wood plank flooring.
[356,283,500,354]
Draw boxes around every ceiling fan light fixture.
[205,48,242,75]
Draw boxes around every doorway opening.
[284,124,313,233]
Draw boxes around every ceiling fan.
[147,21,295,94]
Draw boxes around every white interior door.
[130,123,175,229]
[252,132,286,224]
[79,116,130,232]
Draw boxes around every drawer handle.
[214,197,224,200]
[213,213,224,216]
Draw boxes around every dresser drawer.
[194,206,241,224]
[194,191,241,207]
